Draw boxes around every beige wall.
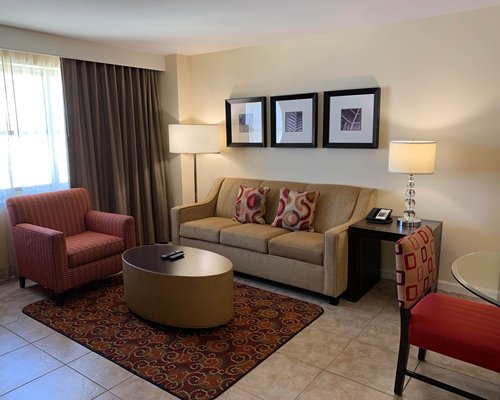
[170,7,500,289]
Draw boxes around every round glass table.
[451,250,500,307]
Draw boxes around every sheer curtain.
[0,49,69,281]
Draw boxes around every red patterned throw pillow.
[233,185,270,224]
[271,187,320,232]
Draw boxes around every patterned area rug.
[23,275,323,400]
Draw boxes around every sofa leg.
[55,293,66,306]
[328,296,340,305]
[19,277,26,288]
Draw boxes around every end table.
[344,217,443,302]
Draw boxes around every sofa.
[171,177,376,304]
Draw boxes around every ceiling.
[1,0,500,56]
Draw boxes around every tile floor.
[0,275,499,400]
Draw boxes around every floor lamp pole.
[193,153,198,203]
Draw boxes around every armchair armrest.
[11,223,68,292]
[85,211,136,249]
[171,178,224,244]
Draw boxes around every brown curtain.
[61,59,169,245]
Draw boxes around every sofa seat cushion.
[220,224,290,253]
[66,231,124,268]
[180,217,240,244]
[268,231,324,265]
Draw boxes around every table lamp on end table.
[388,140,436,227]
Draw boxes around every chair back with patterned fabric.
[7,188,91,237]
[395,225,436,309]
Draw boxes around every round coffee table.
[122,245,233,328]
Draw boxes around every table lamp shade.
[388,141,436,174]
[168,124,220,154]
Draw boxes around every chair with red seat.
[7,188,136,305]
[394,225,500,399]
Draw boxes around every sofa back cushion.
[215,178,363,234]
[6,188,91,236]
[305,184,361,233]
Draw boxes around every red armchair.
[394,225,500,398]
[7,188,136,305]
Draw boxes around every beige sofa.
[171,177,376,304]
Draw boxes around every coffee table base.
[123,263,233,329]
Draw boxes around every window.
[0,49,69,206]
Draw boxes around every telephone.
[366,208,393,224]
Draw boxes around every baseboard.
[380,269,480,299]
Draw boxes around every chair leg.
[395,309,411,396]
[55,293,66,306]
[19,277,26,288]
[418,347,427,361]
[395,339,410,395]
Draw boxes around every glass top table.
[451,250,500,307]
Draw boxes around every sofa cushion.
[271,187,320,232]
[66,231,124,268]
[216,178,264,218]
[233,185,270,224]
[220,223,289,253]
[180,217,239,244]
[268,231,324,265]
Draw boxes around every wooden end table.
[344,218,443,302]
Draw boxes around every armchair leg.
[418,348,427,361]
[19,277,26,288]
[55,293,66,306]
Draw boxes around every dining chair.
[7,188,136,305]
[394,225,500,399]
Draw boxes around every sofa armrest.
[170,178,224,244]
[85,210,136,249]
[11,223,68,291]
[322,187,377,297]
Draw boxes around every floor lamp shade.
[168,124,220,154]
[168,124,220,203]
[388,140,436,227]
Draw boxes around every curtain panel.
[61,59,169,245]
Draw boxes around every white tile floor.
[0,275,499,400]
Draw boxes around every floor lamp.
[168,124,220,202]
[388,140,436,227]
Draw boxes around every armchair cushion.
[66,231,125,268]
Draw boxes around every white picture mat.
[329,93,374,143]
[275,98,313,143]
[230,101,263,143]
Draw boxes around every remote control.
[160,250,184,260]
[168,252,185,261]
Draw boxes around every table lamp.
[168,124,220,202]
[388,140,436,227]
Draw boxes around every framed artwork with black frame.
[225,97,266,147]
[323,87,381,148]
[270,93,317,148]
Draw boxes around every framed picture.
[323,87,381,148]
[225,97,266,147]
[270,93,317,148]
